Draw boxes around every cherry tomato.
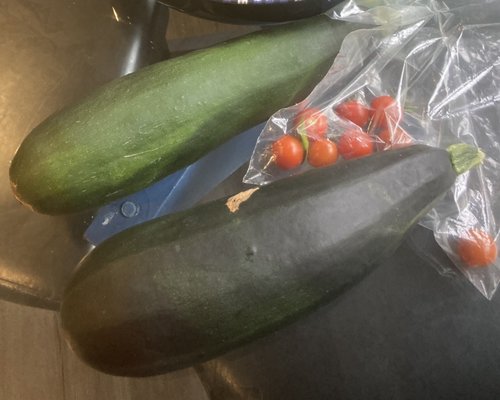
[294,108,328,141]
[307,138,338,168]
[377,128,414,150]
[337,130,374,160]
[457,228,497,267]
[272,135,305,170]
[335,100,373,128]
[370,95,402,129]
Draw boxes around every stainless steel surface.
[0,0,169,308]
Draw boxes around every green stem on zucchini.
[447,143,485,175]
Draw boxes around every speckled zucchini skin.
[10,16,354,215]
[61,145,456,377]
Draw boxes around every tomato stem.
[297,125,310,154]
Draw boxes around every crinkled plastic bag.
[244,0,500,299]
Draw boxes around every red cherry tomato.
[307,138,338,168]
[335,100,373,128]
[337,130,374,160]
[377,128,414,150]
[370,95,402,129]
[272,135,305,170]
[293,108,328,141]
[457,228,497,267]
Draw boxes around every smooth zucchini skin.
[61,145,457,377]
[9,16,355,215]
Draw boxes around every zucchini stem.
[447,143,485,175]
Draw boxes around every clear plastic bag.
[244,0,500,299]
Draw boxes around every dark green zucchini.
[9,16,356,215]
[60,144,482,377]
